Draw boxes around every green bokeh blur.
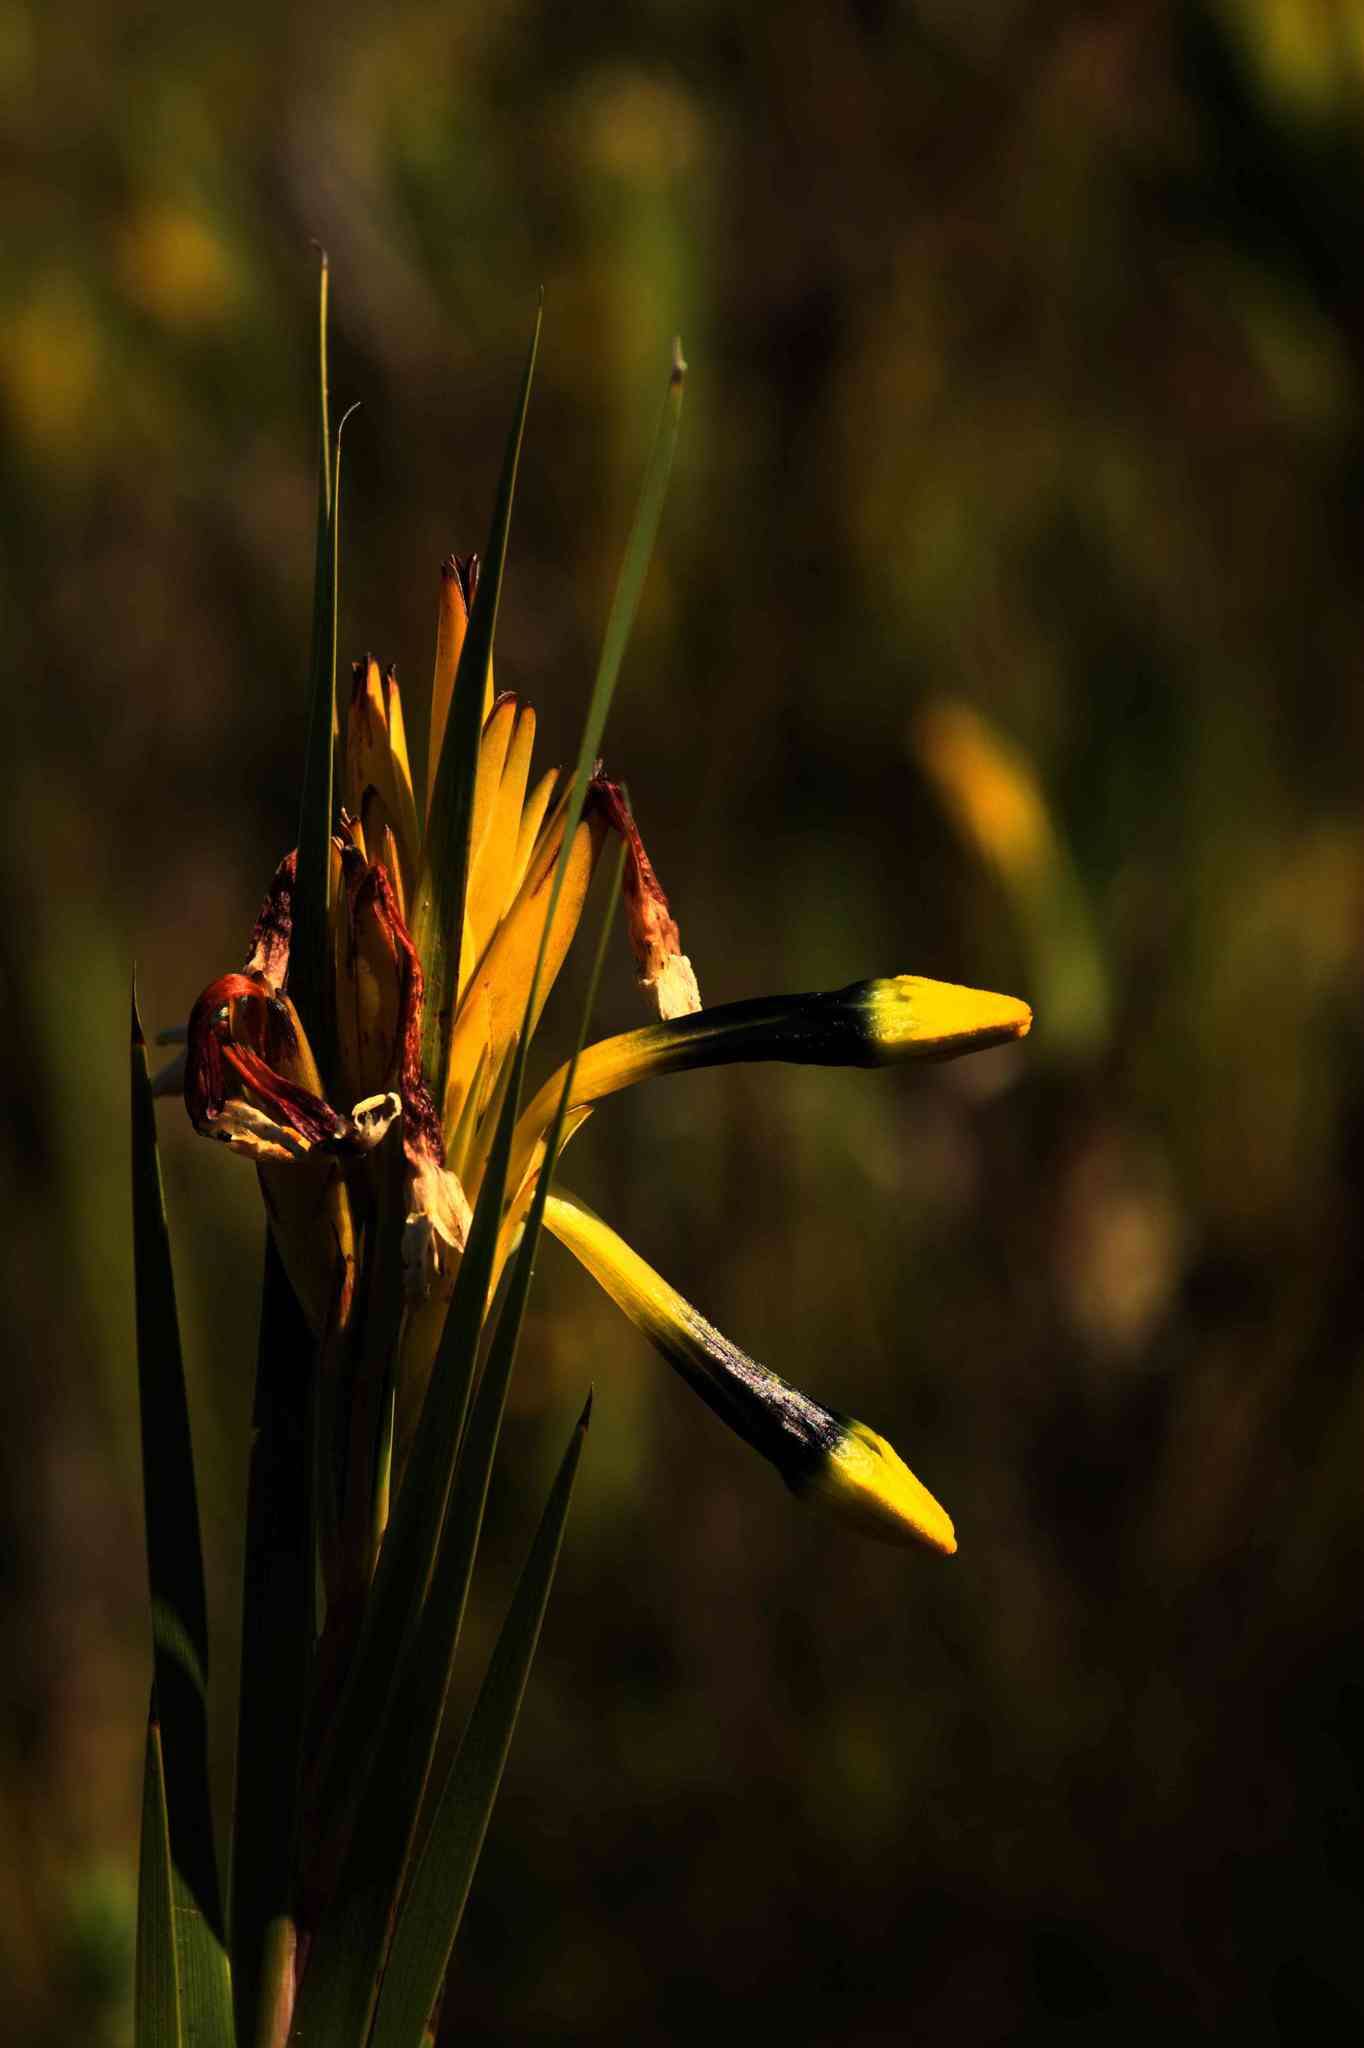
[7,0,1364,2038]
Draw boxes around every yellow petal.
[359,784,392,868]
[384,665,415,835]
[346,657,420,899]
[259,1155,357,1338]
[458,1043,515,1202]
[469,693,517,884]
[466,701,536,961]
[446,1042,489,1183]
[510,768,559,899]
[376,821,407,926]
[443,799,607,1144]
[344,655,386,816]
[427,555,473,817]
[442,980,491,1147]
[350,884,404,1096]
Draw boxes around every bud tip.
[864,975,1031,1059]
[811,1420,957,1555]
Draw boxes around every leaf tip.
[670,335,687,387]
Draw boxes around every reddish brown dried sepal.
[244,852,297,986]
[219,1043,353,1148]
[443,552,479,613]
[340,851,444,1165]
[185,970,350,1150]
[590,774,684,981]
[185,972,269,1127]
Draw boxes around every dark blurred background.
[7,0,1364,2038]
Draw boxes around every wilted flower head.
[184,546,1029,1554]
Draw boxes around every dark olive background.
[6,2,1364,2039]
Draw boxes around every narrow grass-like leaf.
[130,983,233,2045]
[290,252,336,1070]
[415,300,541,1107]
[291,1074,532,2045]
[460,333,687,1121]
[571,336,686,799]
[370,1377,397,1574]
[298,1073,520,1898]
[293,339,684,2041]
[320,842,624,2025]
[340,1121,408,1588]
[403,838,624,1888]
[135,1696,178,2048]
[307,323,684,1826]
[311,330,683,1837]
[230,1232,316,2048]
[462,333,688,1251]
[369,1395,592,2048]
[465,334,687,1226]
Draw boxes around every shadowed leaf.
[230,1231,316,2048]
[135,1699,178,2048]
[291,251,337,1075]
[291,341,684,2042]
[370,1395,591,2048]
[415,301,542,1109]
[131,981,233,2045]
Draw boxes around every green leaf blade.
[289,1073,530,2045]
[368,1395,591,2048]
[414,300,542,1108]
[291,334,684,2044]
[401,838,625,1892]
[574,336,685,792]
[130,984,233,2046]
[299,1053,518,1888]
[293,842,623,2048]
[135,1698,179,2048]
[290,251,337,1073]
[494,335,686,1089]
[230,1232,316,2048]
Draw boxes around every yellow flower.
[185,559,1030,1552]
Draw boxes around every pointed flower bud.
[857,975,1033,1058]
[543,1188,955,1553]
[511,973,1031,1194]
